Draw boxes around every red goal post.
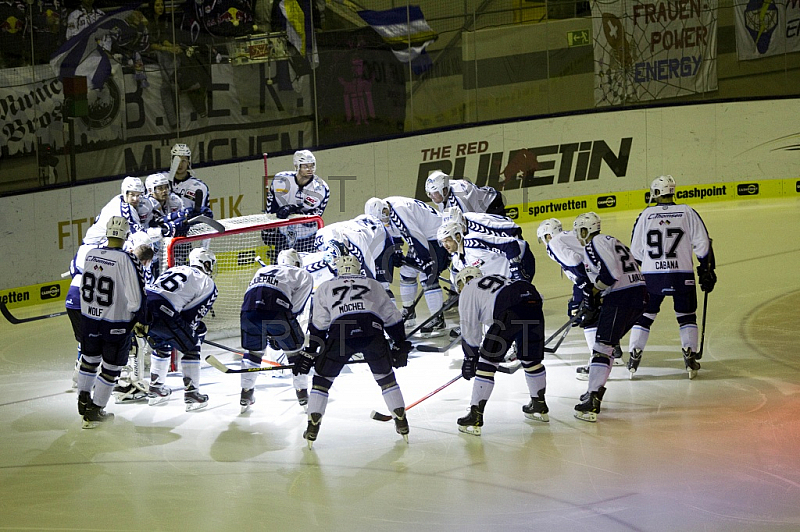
[162,213,324,339]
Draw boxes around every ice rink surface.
[1,198,799,531]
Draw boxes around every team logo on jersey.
[505,207,519,219]
[40,285,61,300]
[597,195,616,208]
[303,196,318,207]
[737,183,759,196]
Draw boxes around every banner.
[0,60,313,177]
[734,0,800,60]
[591,0,718,105]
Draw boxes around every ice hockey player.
[536,218,623,378]
[453,266,548,436]
[424,170,505,215]
[264,149,330,254]
[169,143,212,219]
[239,249,314,413]
[83,176,158,246]
[365,196,448,336]
[76,216,147,428]
[627,175,716,379]
[295,254,412,448]
[144,247,218,411]
[437,220,530,282]
[572,212,647,422]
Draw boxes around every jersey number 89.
[81,272,115,306]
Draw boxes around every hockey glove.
[291,350,317,375]
[276,204,301,219]
[577,302,600,329]
[133,323,149,338]
[697,265,717,293]
[391,340,412,368]
[461,343,480,380]
[567,297,581,324]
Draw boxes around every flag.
[357,6,437,74]
[50,5,137,90]
[280,0,318,68]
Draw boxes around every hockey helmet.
[333,254,361,276]
[277,249,302,268]
[424,170,449,201]
[536,218,563,244]
[121,176,145,195]
[455,266,482,293]
[365,197,390,227]
[573,212,601,246]
[189,247,217,276]
[171,143,192,158]
[293,150,316,172]
[145,173,170,194]
[106,216,130,240]
[442,206,464,227]
[650,174,676,201]
[437,221,465,247]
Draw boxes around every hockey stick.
[203,338,281,366]
[187,215,225,234]
[168,154,181,182]
[205,353,295,374]
[405,293,460,339]
[415,333,461,353]
[370,374,462,421]
[203,338,369,370]
[0,301,67,324]
[697,290,709,360]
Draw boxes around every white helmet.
[333,254,361,276]
[437,221,465,246]
[425,170,449,200]
[650,174,676,201]
[455,266,482,293]
[321,229,349,258]
[365,197,390,226]
[171,143,191,158]
[573,212,601,246]
[442,206,464,227]
[106,216,130,240]
[293,150,316,172]
[121,176,145,195]
[189,247,217,276]
[536,218,563,244]
[277,248,302,268]
[145,173,170,194]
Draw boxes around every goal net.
[161,213,324,340]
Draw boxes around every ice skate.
[574,386,606,422]
[612,344,624,366]
[295,389,309,407]
[184,386,209,411]
[627,349,642,379]
[402,307,416,328]
[240,388,255,414]
[303,413,322,449]
[147,382,171,406]
[82,403,114,429]
[575,365,589,381]
[457,401,485,436]
[683,348,701,380]
[78,390,91,416]
[522,392,549,422]
[114,382,148,404]
[393,407,409,443]
[418,315,446,338]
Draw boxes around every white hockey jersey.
[310,274,403,341]
[583,235,646,298]
[545,230,590,288]
[172,171,211,214]
[434,179,498,213]
[461,212,522,239]
[146,265,218,329]
[80,247,146,327]
[301,251,336,291]
[630,203,711,293]
[83,195,145,246]
[314,215,392,278]
[66,243,97,310]
[266,171,329,241]
[450,232,525,281]
[242,264,313,316]
[458,274,541,350]
[384,196,442,271]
